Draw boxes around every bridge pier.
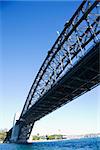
[10,124,20,143]
[10,120,24,143]
[4,0,99,143]
[10,120,34,143]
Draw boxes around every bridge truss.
[4,0,100,143]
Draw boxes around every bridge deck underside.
[22,43,99,124]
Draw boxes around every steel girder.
[20,0,100,117]
[4,0,100,143]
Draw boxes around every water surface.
[0,137,100,150]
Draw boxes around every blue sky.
[0,1,100,136]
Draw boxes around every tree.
[0,129,7,142]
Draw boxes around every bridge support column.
[10,119,25,143]
[18,122,34,143]
[10,124,20,142]
[10,119,34,143]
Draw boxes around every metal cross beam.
[20,0,99,117]
[4,0,100,143]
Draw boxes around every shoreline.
[28,136,99,143]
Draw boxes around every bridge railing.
[20,0,100,117]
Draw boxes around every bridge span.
[4,0,100,143]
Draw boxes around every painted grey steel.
[4,0,100,143]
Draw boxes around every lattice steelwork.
[20,0,100,117]
[4,0,100,143]
[18,122,34,142]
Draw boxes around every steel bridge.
[4,0,100,143]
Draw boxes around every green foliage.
[0,129,7,141]
[32,134,63,141]
[32,135,40,141]
[48,134,63,140]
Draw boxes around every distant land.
[0,129,99,143]
[30,133,100,142]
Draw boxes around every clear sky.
[0,1,100,136]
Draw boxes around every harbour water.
[0,137,100,150]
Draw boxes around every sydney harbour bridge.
[4,0,100,143]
